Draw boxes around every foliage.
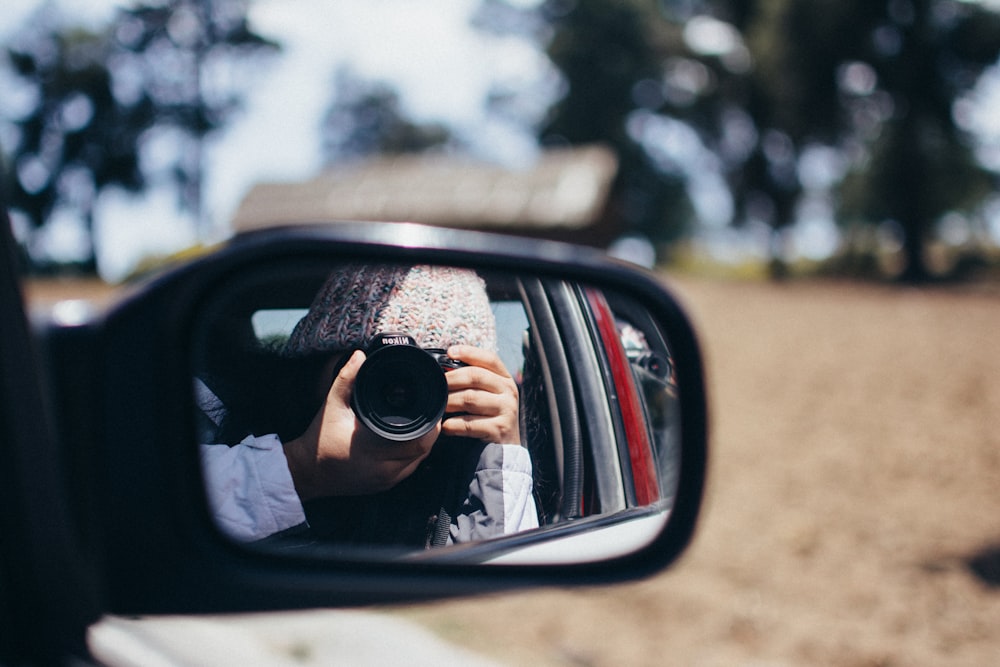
[113,0,278,221]
[748,0,1000,281]
[498,0,1000,281]
[535,0,696,247]
[3,22,152,271]
[320,68,456,164]
[1,0,277,273]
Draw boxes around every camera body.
[351,332,465,441]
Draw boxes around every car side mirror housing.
[39,222,708,615]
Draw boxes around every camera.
[629,351,673,383]
[351,332,465,441]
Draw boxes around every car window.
[250,308,309,345]
[611,297,681,503]
[491,299,529,388]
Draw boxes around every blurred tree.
[534,0,695,250]
[320,68,456,164]
[705,1,804,277]
[3,23,154,272]
[476,0,807,270]
[652,1,802,273]
[482,0,1000,280]
[743,0,1000,281]
[2,0,277,274]
[111,0,278,236]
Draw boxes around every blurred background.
[5,0,1000,285]
[7,3,1000,665]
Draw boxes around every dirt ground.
[394,276,1000,667]
[25,274,1000,666]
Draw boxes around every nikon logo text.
[381,335,410,346]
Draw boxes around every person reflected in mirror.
[200,264,538,548]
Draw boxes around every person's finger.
[446,361,519,400]
[446,383,508,416]
[447,345,512,377]
[442,382,520,443]
[441,412,519,444]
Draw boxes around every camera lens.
[351,343,449,441]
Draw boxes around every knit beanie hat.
[284,263,497,356]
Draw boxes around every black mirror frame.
[61,222,708,615]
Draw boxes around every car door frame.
[0,213,101,664]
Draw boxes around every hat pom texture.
[286,264,497,356]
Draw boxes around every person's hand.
[282,350,439,501]
[440,345,521,445]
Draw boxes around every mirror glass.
[192,258,680,564]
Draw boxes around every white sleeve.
[500,444,539,534]
[200,434,307,541]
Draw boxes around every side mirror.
[41,222,708,614]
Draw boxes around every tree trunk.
[897,223,931,284]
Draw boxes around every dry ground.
[25,275,1000,666]
[395,276,1000,667]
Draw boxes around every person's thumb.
[330,349,365,408]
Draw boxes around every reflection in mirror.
[192,259,680,564]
